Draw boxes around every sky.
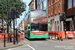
[17,0,31,26]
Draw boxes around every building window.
[51,0,53,5]
[44,0,46,9]
[58,3,60,12]
[51,7,53,15]
[68,0,72,9]
[55,5,57,14]
[40,3,42,9]
[48,8,50,16]
[73,0,75,7]
[48,0,49,2]
[42,2,43,9]
[48,0,50,5]
[55,0,56,2]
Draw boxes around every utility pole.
[8,7,19,44]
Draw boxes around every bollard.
[4,35,6,47]
[48,36,50,39]
[10,35,12,42]
[16,29,18,44]
[55,32,56,39]
[16,34,18,44]
[17,35,18,44]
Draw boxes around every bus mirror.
[28,24,30,27]
[48,23,50,26]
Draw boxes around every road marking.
[27,44,35,50]
[7,49,11,50]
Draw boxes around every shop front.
[66,17,75,31]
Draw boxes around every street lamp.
[59,12,66,39]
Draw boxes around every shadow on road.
[25,38,47,41]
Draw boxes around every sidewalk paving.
[63,39,75,44]
[0,40,23,50]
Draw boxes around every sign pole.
[13,19,15,44]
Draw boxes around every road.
[6,38,75,50]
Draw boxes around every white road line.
[27,44,35,50]
[7,49,11,50]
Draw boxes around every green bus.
[24,9,49,39]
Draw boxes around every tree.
[0,0,26,33]
[0,0,26,18]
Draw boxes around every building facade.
[19,19,24,31]
[47,0,64,31]
[29,0,37,9]
[37,0,47,9]
[64,0,75,31]
[48,0,75,31]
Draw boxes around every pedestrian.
[0,30,2,33]
[1,26,3,32]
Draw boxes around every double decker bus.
[24,9,49,39]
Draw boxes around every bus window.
[31,23,39,31]
[31,23,47,31]
[31,10,47,18]
[39,24,47,31]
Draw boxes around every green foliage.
[55,13,57,16]
[51,15,52,17]
[0,0,26,19]
[0,0,26,33]
[58,12,60,14]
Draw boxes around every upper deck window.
[31,10,47,18]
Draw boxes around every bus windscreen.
[31,23,47,31]
[31,10,47,18]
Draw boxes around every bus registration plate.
[38,37,41,38]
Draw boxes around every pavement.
[63,39,75,45]
[4,38,75,50]
[0,40,23,50]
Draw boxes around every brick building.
[47,0,64,17]
[48,0,75,31]
[47,0,64,31]
[64,0,75,31]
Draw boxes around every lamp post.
[59,12,66,39]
